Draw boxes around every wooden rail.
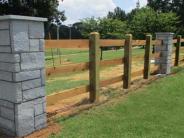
[181,39,184,43]
[47,33,182,104]
[45,39,162,49]
[173,39,177,44]
[47,67,157,106]
[47,85,90,106]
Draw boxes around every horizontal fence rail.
[46,33,184,106]
[45,39,162,49]
[46,54,160,77]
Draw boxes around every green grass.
[50,68,184,138]
[45,48,145,67]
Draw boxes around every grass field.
[49,67,184,138]
[46,47,145,95]
[45,48,145,67]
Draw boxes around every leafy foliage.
[107,7,126,21]
[0,0,66,24]
[129,7,179,39]
[148,0,184,34]
[79,17,128,39]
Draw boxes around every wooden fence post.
[123,34,132,89]
[144,35,152,79]
[175,35,181,66]
[89,32,100,102]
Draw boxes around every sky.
[59,0,147,25]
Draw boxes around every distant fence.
[45,33,184,106]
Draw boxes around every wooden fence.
[45,33,184,105]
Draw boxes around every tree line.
[0,0,183,39]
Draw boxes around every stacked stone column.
[155,33,174,74]
[0,15,47,137]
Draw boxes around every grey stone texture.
[0,15,47,137]
[155,33,174,74]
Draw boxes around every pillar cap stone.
[0,15,47,22]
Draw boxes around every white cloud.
[59,0,148,25]
[139,0,147,7]
[59,0,116,24]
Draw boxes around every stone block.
[41,69,45,86]
[0,127,15,137]
[34,98,46,116]
[0,81,22,103]
[34,113,47,130]
[0,71,13,81]
[22,78,42,91]
[23,87,45,101]
[29,22,44,39]
[21,52,44,70]
[0,30,10,45]
[10,20,29,52]
[0,53,20,63]
[0,107,14,121]
[39,39,45,51]
[0,62,20,72]
[34,102,44,116]
[0,21,9,29]
[0,117,15,133]
[0,100,14,109]
[15,101,35,137]
[0,46,11,53]
[30,39,40,51]
[13,70,41,82]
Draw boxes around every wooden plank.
[89,32,100,102]
[46,58,124,77]
[45,39,163,49]
[123,34,132,89]
[47,85,90,106]
[174,35,181,66]
[45,39,89,49]
[181,39,184,42]
[144,35,152,79]
[100,58,124,67]
[46,56,144,77]
[100,75,124,87]
[132,40,146,46]
[100,39,125,47]
[46,62,89,77]
[173,39,177,44]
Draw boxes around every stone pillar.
[155,32,174,74]
[0,15,47,137]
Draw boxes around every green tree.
[107,7,126,21]
[147,0,172,12]
[79,17,100,38]
[0,0,66,24]
[129,7,179,39]
[148,0,184,33]
[98,18,128,39]
[79,17,128,39]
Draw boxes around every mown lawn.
[50,67,184,138]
